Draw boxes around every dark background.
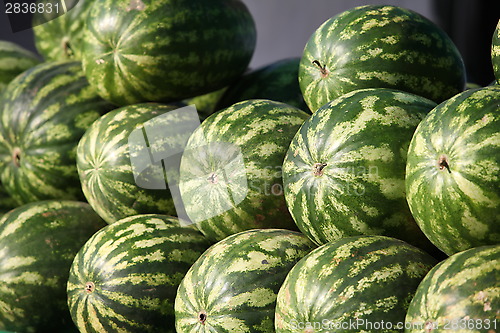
[1,0,499,85]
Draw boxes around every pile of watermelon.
[0,2,498,332]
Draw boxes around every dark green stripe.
[406,86,500,255]
[67,214,210,333]
[175,229,315,332]
[0,61,114,205]
[283,88,436,252]
[0,201,105,332]
[82,0,256,105]
[275,235,436,332]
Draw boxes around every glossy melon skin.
[184,87,229,121]
[33,0,95,61]
[76,103,187,224]
[175,229,316,332]
[179,99,310,242]
[0,200,106,332]
[0,41,40,93]
[82,0,256,106]
[216,58,309,112]
[275,235,437,333]
[299,5,466,112]
[405,245,499,333]
[0,61,115,205]
[67,214,211,333]
[406,86,500,255]
[282,88,438,254]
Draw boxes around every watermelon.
[405,86,500,255]
[175,228,316,332]
[82,0,256,106]
[275,235,437,333]
[179,99,309,242]
[282,88,438,254]
[216,58,309,112]
[405,245,499,333]
[0,61,115,205]
[33,0,95,61]
[67,214,211,333]
[77,103,198,224]
[0,200,106,332]
[493,19,500,84]
[184,87,229,121]
[299,5,466,112]
[0,41,40,93]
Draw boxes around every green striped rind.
[0,61,115,205]
[405,245,499,333]
[67,214,211,333]
[82,0,256,106]
[299,5,466,112]
[77,103,181,223]
[465,82,482,90]
[175,228,316,332]
[179,99,310,242]
[406,86,500,255]
[0,200,106,332]
[33,0,95,61]
[275,235,437,333]
[216,58,309,112]
[0,41,40,92]
[492,20,500,84]
[283,88,438,253]
[184,87,228,121]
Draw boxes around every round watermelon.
[216,58,309,112]
[299,5,466,112]
[275,235,437,333]
[33,0,95,61]
[492,19,500,84]
[0,200,106,332]
[82,0,256,106]
[179,99,310,242]
[406,86,500,255]
[77,103,193,223]
[175,228,316,332]
[282,88,438,254]
[67,214,211,333]
[405,245,499,333]
[0,61,115,205]
[0,41,40,93]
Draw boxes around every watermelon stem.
[198,311,207,324]
[62,37,74,58]
[313,162,327,176]
[438,155,451,173]
[312,60,329,78]
[12,147,21,167]
[85,282,95,293]
[207,173,218,184]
